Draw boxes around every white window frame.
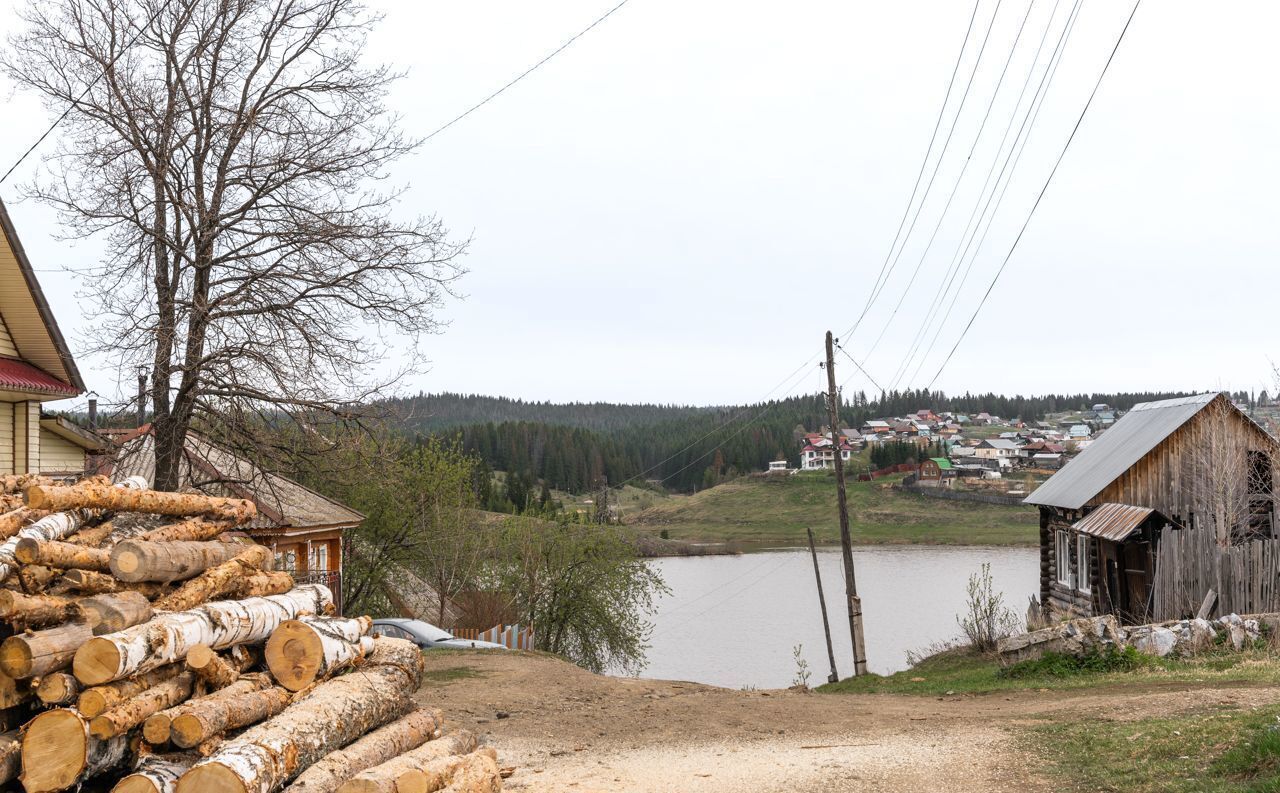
[1076,534,1091,594]
[1055,530,1072,588]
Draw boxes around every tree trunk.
[89,672,196,739]
[0,507,48,539]
[0,730,18,787]
[75,591,155,635]
[20,708,129,792]
[142,519,236,543]
[284,708,443,793]
[436,749,501,793]
[15,538,112,570]
[154,546,275,612]
[177,638,424,793]
[0,514,82,583]
[0,621,92,678]
[18,563,60,593]
[60,569,167,598]
[185,643,259,690]
[110,540,256,583]
[265,615,373,691]
[235,569,296,599]
[35,671,80,706]
[66,521,115,547]
[334,731,477,793]
[78,663,185,718]
[169,685,292,749]
[145,673,272,744]
[74,585,332,685]
[0,590,75,627]
[112,752,198,793]
[26,483,255,523]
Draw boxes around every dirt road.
[414,650,1280,792]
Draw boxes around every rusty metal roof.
[1072,503,1154,541]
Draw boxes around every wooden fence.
[1152,526,1280,620]
[452,623,536,650]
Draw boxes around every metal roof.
[1071,503,1154,541]
[1025,393,1220,509]
[0,357,78,397]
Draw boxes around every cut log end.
[0,639,33,679]
[186,644,216,671]
[113,777,165,793]
[20,709,88,792]
[142,713,171,744]
[168,714,204,749]
[74,637,124,686]
[113,549,140,576]
[174,762,248,793]
[265,619,323,691]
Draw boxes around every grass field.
[628,471,1038,547]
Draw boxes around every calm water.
[639,545,1038,689]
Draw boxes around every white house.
[974,438,1019,469]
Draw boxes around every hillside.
[628,472,1038,546]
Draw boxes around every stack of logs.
[0,474,503,793]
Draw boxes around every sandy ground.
[414,650,1280,793]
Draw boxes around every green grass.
[818,645,1280,697]
[1032,704,1280,792]
[628,472,1038,547]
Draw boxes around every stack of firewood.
[0,474,502,793]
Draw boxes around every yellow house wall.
[0,314,16,358]
[0,402,11,475]
[37,428,84,475]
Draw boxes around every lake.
[639,545,1038,689]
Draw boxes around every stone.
[1131,626,1177,657]
[997,615,1126,664]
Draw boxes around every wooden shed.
[1025,393,1279,623]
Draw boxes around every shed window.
[1055,530,1072,587]
[1076,535,1091,593]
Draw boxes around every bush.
[956,563,1020,652]
[999,646,1154,679]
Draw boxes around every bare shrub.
[957,563,1021,652]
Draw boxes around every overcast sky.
[1,0,1277,409]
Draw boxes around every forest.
[395,389,1202,494]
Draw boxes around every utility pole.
[806,527,839,683]
[824,330,868,676]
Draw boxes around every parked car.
[370,618,507,650]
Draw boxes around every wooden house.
[110,428,362,609]
[0,200,103,477]
[917,457,954,486]
[1025,393,1279,622]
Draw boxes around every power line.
[422,0,632,143]
[923,0,1143,389]
[840,0,983,343]
[0,0,177,188]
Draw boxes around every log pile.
[0,477,502,793]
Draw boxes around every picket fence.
[1152,526,1280,621]
[452,623,536,650]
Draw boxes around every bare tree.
[1189,397,1276,545]
[2,0,464,490]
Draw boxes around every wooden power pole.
[824,330,868,675]
[806,526,839,684]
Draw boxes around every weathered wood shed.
[1025,393,1279,623]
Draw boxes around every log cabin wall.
[1043,507,1095,617]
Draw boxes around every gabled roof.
[0,200,84,393]
[0,358,78,398]
[981,439,1018,450]
[1026,393,1223,510]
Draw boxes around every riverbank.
[629,473,1038,547]
[417,648,1280,792]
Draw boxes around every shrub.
[999,646,1154,679]
[957,563,1020,652]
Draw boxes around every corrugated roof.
[1071,503,1154,541]
[1025,393,1219,509]
[0,357,78,397]
[112,431,362,530]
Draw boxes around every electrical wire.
[922,0,1143,389]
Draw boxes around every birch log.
[15,537,111,570]
[21,708,129,792]
[26,483,255,523]
[145,673,273,744]
[0,590,75,627]
[142,519,237,543]
[0,477,147,582]
[265,615,374,691]
[66,521,116,547]
[154,546,275,612]
[285,708,444,793]
[89,671,196,739]
[176,638,425,793]
[110,540,254,583]
[0,730,18,787]
[437,750,501,793]
[113,753,198,793]
[74,585,332,685]
[61,569,167,598]
[0,507,47,539]
[169,685,293,749]
[0,621,93,678]
[334,731,477,793]
[35,671,80,705]
[76,591,155,635]
[78,663,186,718]
[186,644,259,689]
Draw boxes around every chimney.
[137,370,147,429]
[87,396,97,430]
